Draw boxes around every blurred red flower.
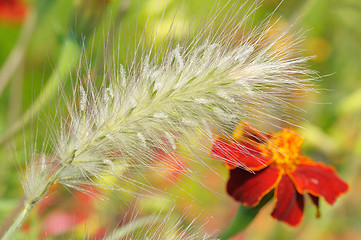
[211,123,349,226]
[37,185,101,238]
[0,0,27,23]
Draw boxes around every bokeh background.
[0,0,360,239]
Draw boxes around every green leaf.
[218,191,273,240]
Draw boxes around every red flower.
[35,185,101,238]
[211,123,349,226]
[0,0,27,23]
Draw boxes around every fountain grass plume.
[104,206,213,239]
[3,2,317,239]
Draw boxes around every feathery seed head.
[22,2,316,206]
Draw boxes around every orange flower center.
[260,128,304,172]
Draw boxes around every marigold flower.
[211,123,349,226]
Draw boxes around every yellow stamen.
[260,128,304,172]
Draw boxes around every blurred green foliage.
[0,0,360,239]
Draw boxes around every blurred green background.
[0,0,360,239]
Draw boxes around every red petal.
[232,122,271,143]
[211,139,272,170]
[227,166,281,207]
[271,175,304,226]
[290,163,349,204]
